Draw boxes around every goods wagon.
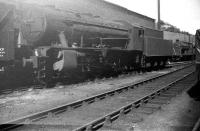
[0,4,15,64]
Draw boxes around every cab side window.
[139,30,144,37]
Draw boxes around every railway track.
[0,61,192,97]
[100,68,196,131]
[0,62,194,130]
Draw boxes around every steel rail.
[192,117,200,131]
[74,71,194,131]
[0,64,193,130]
[166,61,193,67]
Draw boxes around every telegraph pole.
[157,0,161,30]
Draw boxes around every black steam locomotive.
[0,2,193,87]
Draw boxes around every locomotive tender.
[0,1,192,86]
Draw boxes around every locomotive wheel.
[140,56,146,72]
[150,61,155,70]
[45,74,55,88]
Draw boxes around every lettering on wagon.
[0,48,5,57]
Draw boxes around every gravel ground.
[133,91,200,131]
[0,68,177,123]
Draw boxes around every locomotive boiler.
[0,1,173,86]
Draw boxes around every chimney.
[157,0,161,30]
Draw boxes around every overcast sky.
[106,0,200,34]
